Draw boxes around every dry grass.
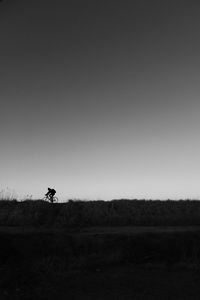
[0,198,200,227]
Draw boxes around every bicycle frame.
[43,195,58,203]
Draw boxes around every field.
[1,199,200,299]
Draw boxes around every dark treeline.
[1,199,200,227]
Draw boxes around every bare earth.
[1,226,200,300]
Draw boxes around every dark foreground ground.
[1,226,200,299]
[3,264,200,300]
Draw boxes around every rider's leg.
[50,194,53,203]
[51,193,56,202]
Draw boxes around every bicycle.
[42,194,58,203]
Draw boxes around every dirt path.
[0,225,200,235]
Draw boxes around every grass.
[1,199,200,299]
[0,188,18,201]
[1,198,200,227]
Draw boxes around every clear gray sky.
[1,0,200,200]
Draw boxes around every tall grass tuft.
[0,188,17,201]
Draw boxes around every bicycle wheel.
[53,196,58,203]
[42,196,49,201]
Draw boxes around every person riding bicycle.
[45,187,56,203]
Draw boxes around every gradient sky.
[1,0,200,200]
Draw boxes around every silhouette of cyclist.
[45,187,56,203]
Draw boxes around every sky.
[1,0,200,201]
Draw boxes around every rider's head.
[48,187,51,191]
